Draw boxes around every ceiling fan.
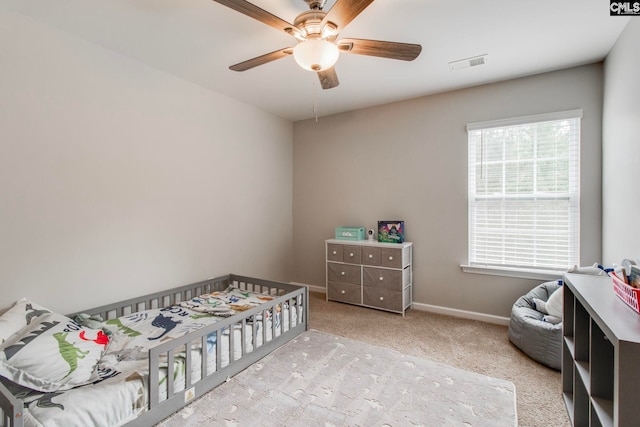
[212,0,422,89]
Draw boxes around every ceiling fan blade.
[317,67,339,90]
[212,0,295,33]
[229,47,294,71]
[321,0,374,31]
[338,38,422,61]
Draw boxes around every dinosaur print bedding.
[0,285,300,427]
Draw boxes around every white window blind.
[467,110,581,271]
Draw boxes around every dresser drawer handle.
[341,271,346,276]
[388,256,394,261]
[379,276,384,281]
[332,250,337,255]
[368,254,373,259]
[341,290,346,294]
[379,296,384,301]
[349,252,354,257]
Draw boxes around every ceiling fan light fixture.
[293,38,339,71]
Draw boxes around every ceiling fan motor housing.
[294,10,331,39]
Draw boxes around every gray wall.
[603,19,640,265]
[293,64,603,318]
[0,12,293,314]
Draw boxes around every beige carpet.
[308,292,570,427]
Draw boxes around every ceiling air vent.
[449,54,488,71]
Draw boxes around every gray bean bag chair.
[508,281,563,370]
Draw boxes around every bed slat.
[185,341,192,389]
[200,334,208,381]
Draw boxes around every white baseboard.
[290,282,326,294]
[291,283,510,326]
[410,302,510,326]
[306,284,327,294]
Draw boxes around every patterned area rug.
[157,330,517,426]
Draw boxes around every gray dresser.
[325,239,412,315]
[562,273,640,426]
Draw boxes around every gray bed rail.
[0,274,308,427]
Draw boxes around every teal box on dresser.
[335,227,365,241]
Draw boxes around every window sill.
[460,265,564,281]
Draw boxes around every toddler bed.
[0,274,308,427]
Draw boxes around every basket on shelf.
[610,271,640,313]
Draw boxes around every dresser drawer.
[362,246,381,266]
[363,267,405,291]
[342,245,362,264]
[327,243,344,262]
[327,282,362,305]
[327,262,361,285]
[363,287,403,312]
[381,247,403,269]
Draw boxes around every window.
[467,110,581,273]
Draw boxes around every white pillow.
[0,312,109,392]
[0,298,51,343]
[545,286,563,319]
[533,286,563,323]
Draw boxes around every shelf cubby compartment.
[564,286,575,338]
[573,301,590,363]
[573,371,590,427]
[590,319,614,427]
[591,397,613,427]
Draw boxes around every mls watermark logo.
[610,1,640,15]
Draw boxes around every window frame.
[462,109,582,279]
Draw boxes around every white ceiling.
[2,0,629,121]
